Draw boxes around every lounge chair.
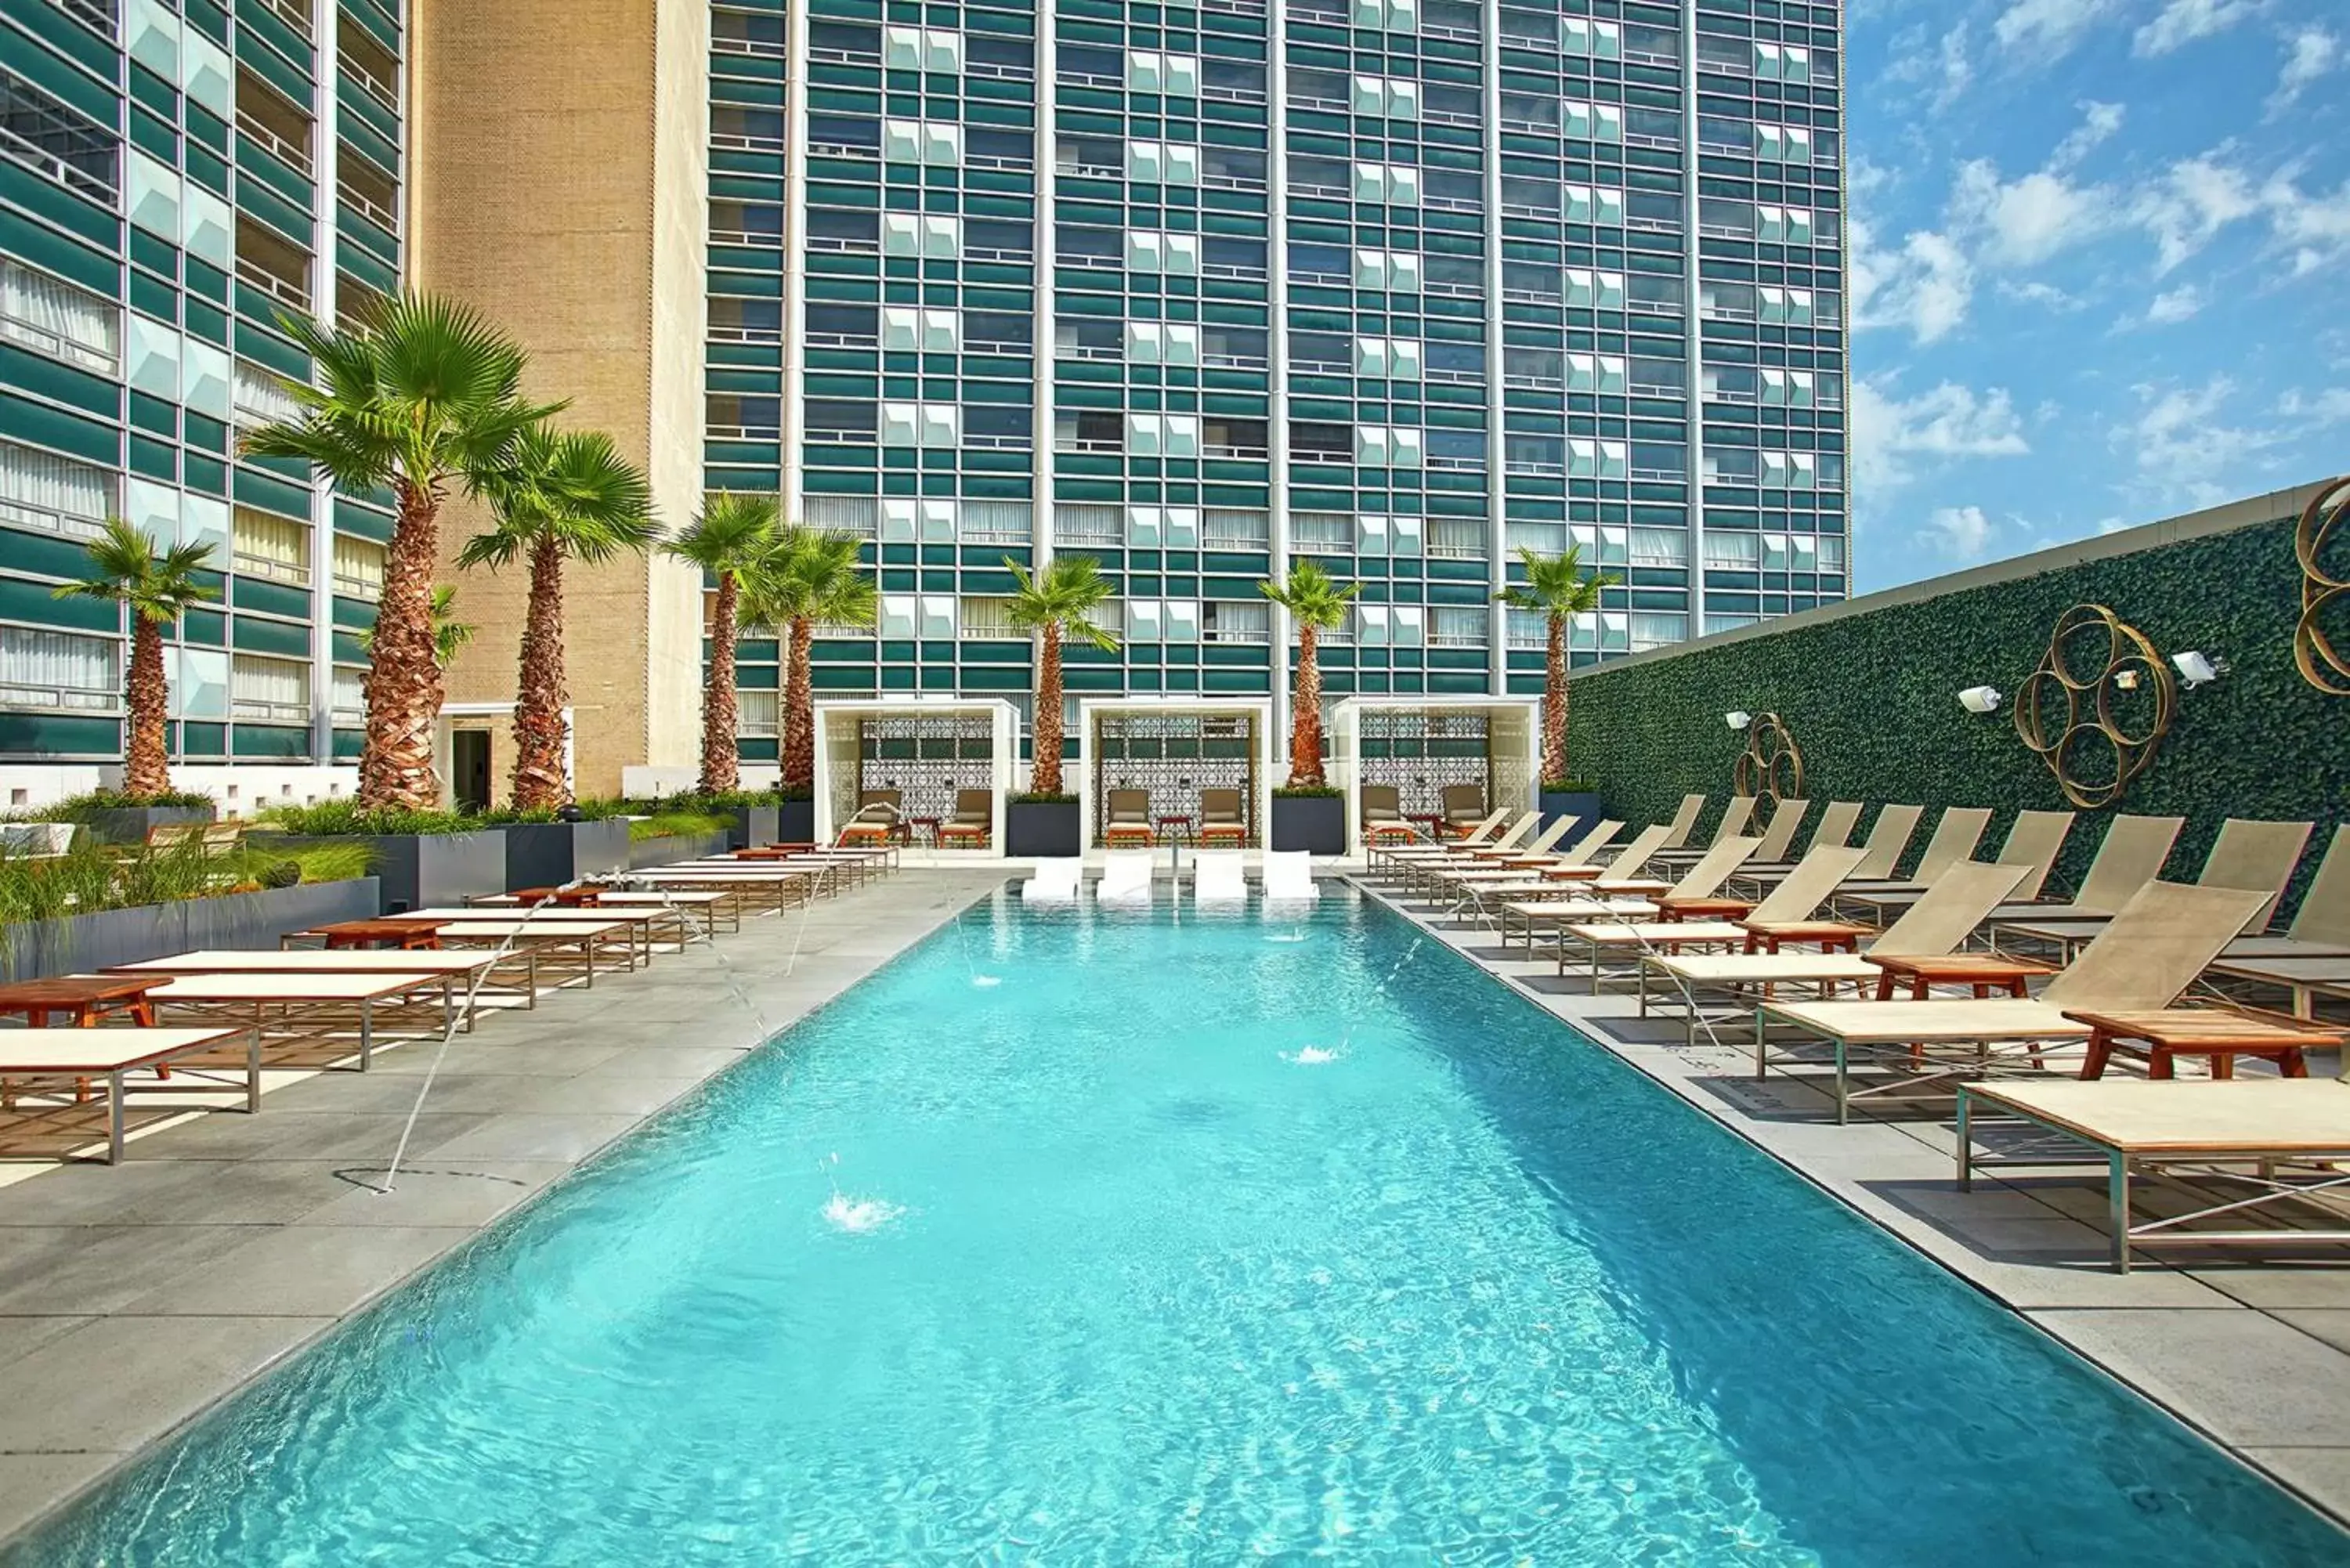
[1976,812,2182,926]
[1800,800,1864,853]
[1192,850,1247,903]
[1655,793,1707,851]
[0,1026,256,1164]
[146,970,458,1072]
[1021,857,1083,903]
[1097,849,1155,904]
[1263,849,1318,901]
[0,823,76,858]
[1360,785,1410,847]
[1549,839,1851,991]
[1832,809,2075,921]
[838,789,903,847]
[935,789,993,849]
[1640,862,2035,1047]
[1196,787,1247,847]
[1103,789,1155,848]
[1758,881,2272,1122]
[1993,817,2311,959]
[1653,795,1758,873]
[1437,783,1489,839]
[2206,826,2350,1014]
[1760,806,1987,902]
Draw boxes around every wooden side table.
[290,919,449,952]
[1656,895,1756,923]
[905,815,942,847]
[2068,1008,2345,1080]
[1738,919,1871,954]
[1864,952,2055,1000]
[509,886,604,907]
[1155,815,1192,844]
[1408,813,1448,840]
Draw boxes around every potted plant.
[776,785,814,847]
[1498,544,1614,846]
[261,801,510,914]
[624,806,737,869]
[498,804,631,890]
[1004,555,1119,855]
[1262,562,1358,854]
[50,788,218,847]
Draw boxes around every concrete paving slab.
[120,1225,475,1319]
[0,1226,250,1316]
[0,1456,120,1545]
[2030,1307,2350,1447]
[417,1113,647,1163]
[0,1313,95,1372]
[0,1313,334,1453]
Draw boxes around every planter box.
[1540,791,1608,848]
[503,820,631,891]
[1271,794,1346,854]
[777,798,815,847]
[628,829,732,869]
[0,878,381,984]
[274,830,508,915]
[724,804,781,850]
[79,804,216,846]
[1006,800,1080,858]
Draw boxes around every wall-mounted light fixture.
[2171,650,2229,688]
[1958,685,2002,714]
[1725,710,1753,731]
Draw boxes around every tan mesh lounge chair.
[1994,817,2309,959]
[1104,788,1154,847]
[1804,801,1864,852]
[1438,784,1489,836]
[108,948,526,1013]
[1641,862,2035,1047]
[2206,826,2350,1015]
[1834,809,2076,921]
[1359,785,1408,846]
[1397,813,1559,898]
[1365,807,1509,872]
[1551,842,1861,991]
[145,970,458,1071]
[936,789,994,848]
[1759,881,2272,1122]
[1420,815,1593,900]
[0,1027,256,1163]
[1981,813,2182,925]
[1656,793,1707,851]
[1655,795,1757,872]
[839,789,904,846]
[1956,1077,2350,1272]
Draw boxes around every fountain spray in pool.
[951,909,1001,987]
[819,1152,904,1232]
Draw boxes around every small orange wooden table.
[2068,1008,2347,1080]
[1741,919,1872,955]
[508,886,605,907]
[0,976,172,1099]
[1864,952,2055,999]
[1655,895,1756,923]
[290,919,449,952]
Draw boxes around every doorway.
[452,729,492,811]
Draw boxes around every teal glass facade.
[1,0,402,774]
[708,0,1847,759]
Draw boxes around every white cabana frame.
[1329,695,1541,853]
[1077,695,1275,851]
[812,697,1019,853]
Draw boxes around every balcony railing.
[0,497,110,542]
[231,696,310,722]
[1,124,114,201]
[233,552,312,587]
[0,681,115,713]
[331,570,381,598]
[236,258,312,309]
[237,110,313,175]
[712,34,784,57]
[255,0,313,38]
[339,182,400,233]
[0,307,117,375]
[338,53,398,116]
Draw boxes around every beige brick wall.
[409,0,709,802]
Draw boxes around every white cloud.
[1951,161,2113,266]
[1922,505,1995,560]
[1853,378,2034,494]
[1999,279,2086,310]
[1994,0,2123,60]
[1851,218,1976,343]
[2128,155,2261,271]
[2118,378,2282,508]
[2278,386,2350,425]
[2052,100,2127,166]
[2259,169,2350,275]
[2135,0,2262,58]
[2143,284,2207,323]
[1932,25,1976,109]
[2269,27,2340,113]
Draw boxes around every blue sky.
[1846,0,2348,591]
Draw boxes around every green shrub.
[0,787,215,824]
[258,858,303,889]
[257,800,474,836]
[1011,791,1077,804]
[1272,784,1342,798]
[625,811,735,842]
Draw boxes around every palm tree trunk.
[508,533,569,810]
[1542,613,1568,782]
[782,616,815,791]
[359,477,446,809]
[1032,623,1065,795]
[1289,624,1325,787]
[122,618,171,798]
[698,574,741,793]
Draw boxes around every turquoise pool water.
[15,893,2344,1564]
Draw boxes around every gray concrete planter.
[1271,794,1346,854]
[777,798,815,846]
[79,804,215,845]
[1007,800,1080,858]
[725,804,781,850]
[1540,790,1607,848]
[628,829,732,869]
[503,820,631,891]
[0,878,381,984]
[273,831,508,915]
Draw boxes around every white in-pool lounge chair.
[1758,881,2272,1122]
[1193,850,1247,904]
[1021,858,1083,903]
[1263,850,1319,902]
[1640,862,2034,1047]
[1097,850,1155,905]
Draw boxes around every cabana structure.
[1329,696,1541,854]
[811,698,1018,852]
[1078,697,1274,851]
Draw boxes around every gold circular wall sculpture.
[2013,603,2175,809]
[2294,475,2350,695]
[1732,711,1804,808]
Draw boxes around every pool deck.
[1350,875,2350,1530]
[0,867,1007,1548]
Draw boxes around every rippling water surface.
[17,892,2345,1565]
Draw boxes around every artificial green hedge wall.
[1565,514,2349,920]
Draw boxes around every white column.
[1480,0,1507,695]
[1267,2,1294,754]
[779,0,810,517]
[308,0,343,766]
[1679,1,1708,634]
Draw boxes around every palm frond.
[667,490,781,574]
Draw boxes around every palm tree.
[1260,561,1361,788]
[1495,544,1615,783]
[663,491,779,793]
[1004,555,1119,797]
[356,584,474,669]
[741,529,877,793]
[241,292,558,808]
[52,519,217,799]
[458,424,657,809]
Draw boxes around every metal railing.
[235,258,312,309]
[712,34,785,56]
[233,552,311,587]
[1,125,114,201]
[0,497,109,542]
[0,681,116,713]
[339,182,399,233]
[237,110,313,175]
[0,309,117,375]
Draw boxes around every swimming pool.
[13,891,2344,1564]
